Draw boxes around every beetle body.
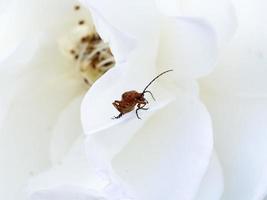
[112,69,173,119]
[112,90,148,119]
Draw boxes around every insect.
[112,69,173,119]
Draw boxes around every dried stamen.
[78,20,85,25]
[61,5,115,87]
[68,30,115,86]
[74,5,80,11]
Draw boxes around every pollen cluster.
[61,4,115,86]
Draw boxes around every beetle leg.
[136,103,149,119]
[135,109,141,119]
[143,91,155,101]
[112,113,123,119]
[140,107,149,110]
[138,99,149,105]
[112,100,121,109]
[113,100,121,105]
[137,103,144,108]
[138,102,149,109]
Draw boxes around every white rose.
[1,0,266,200]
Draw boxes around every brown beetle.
[112,69,173,119]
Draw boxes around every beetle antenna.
[141,69,173,95]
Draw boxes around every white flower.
[26,0,222,199]
[1,0,267,200]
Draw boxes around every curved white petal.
[201,94,267,200]
[0,78,84,200]
[0,36,86,199]
[155,0,181,16]
[29,186,105,200]
[194,152,224,200]
[0,0,85,62]
[28,137,108,199]
[157,17,217,79]
[0,82,83,200]
[0,0,23,62]
[78,2,136,63]
[182,0,237,46]
[108,96,213,200]
[0,37,42,132]
[200,0,267,98]
[80,0,159,40]
[199,1,267,198]
[156,0,237,46]
[79,0,161,63]
[0,36,42,72]
[29,136,136,200]
[50,95,84,164]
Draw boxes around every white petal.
[201,94,267,200]
[110,96,213,200]
[157,17,217,79]
[0,36,42,73]
[156,0,237,46]
[182,0,237,46]
[200,0,267,97]
[0,0,84,62]
[29,186,105,200]
[155,0,181,16]
[50,95,84,164]
[8,0,86,35]
[80,0,159,40]
[79,0,161,63]
[0,38,42,131]
[28,137,108,199]
[199,1,267,198]
[0,77,84,200]
[29,137,134,199]
[79,4,136,63]
[194,152,224,200]
[0,0,24,62]
[0,37,86,200]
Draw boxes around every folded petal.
[183,0,237,46]
[29,186,105,200]
[156,0,237,46]
[28,137,108,199]
[0,0,85,62]
[0,0,23,62]
[78,3,136,63]
[80,0,159,40]
[195,152,224,200]
[0,36,86,199]
[79,0,160,63]
[157,17,217,79]
[109,96,213,200]
[200,0,267,97]
[201,94,267,200]
[200,1,267,197]
[50,95,84,164]
[155,0,181,16]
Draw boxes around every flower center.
[70,28,115,86]
[60,4,115,86]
